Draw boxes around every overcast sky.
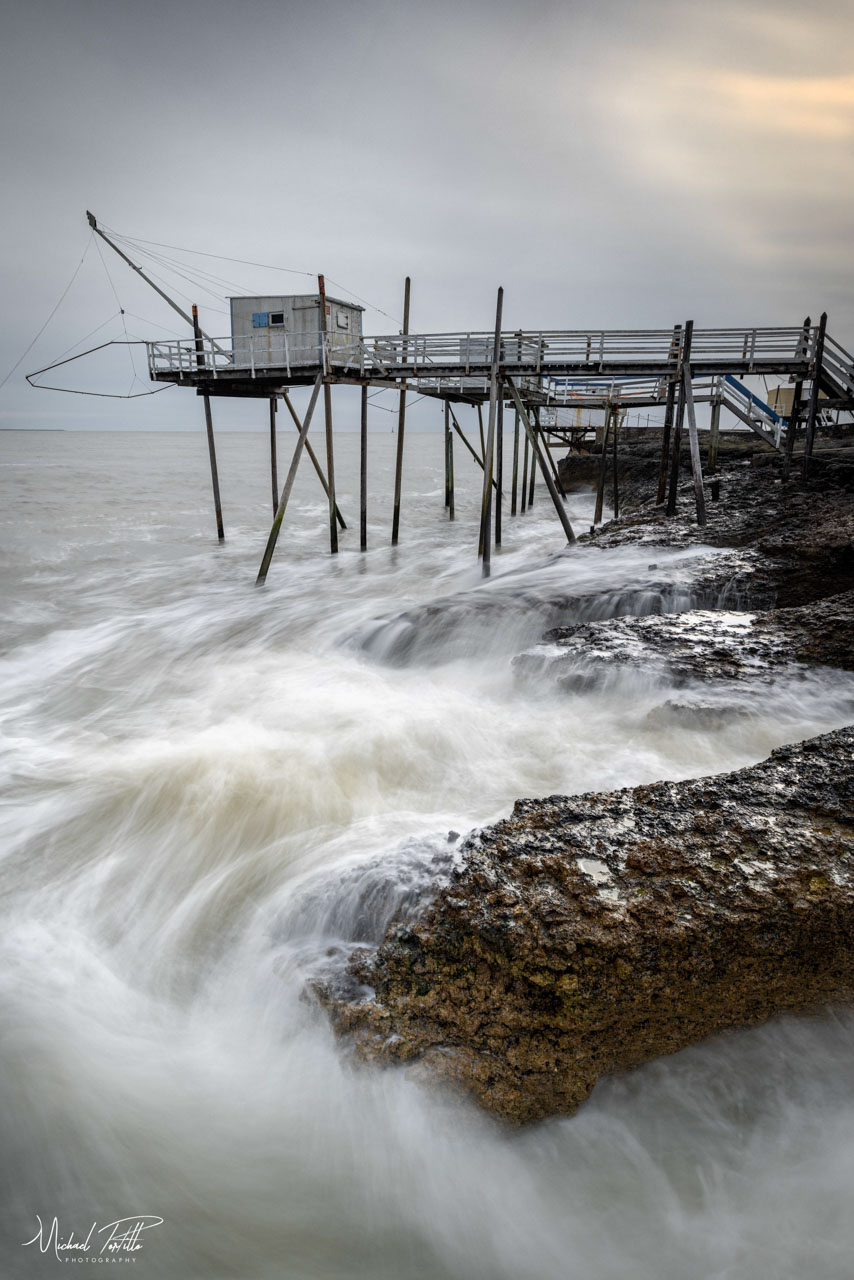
[1,0,852,430]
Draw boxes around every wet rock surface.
[324,728,854,1124]
[586,449,854,609]
[320,444,854,1124]
[514,590,854,692]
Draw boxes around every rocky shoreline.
[320,441,854,1124]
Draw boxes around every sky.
[1,0,853,431]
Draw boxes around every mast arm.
[86,212,225,353]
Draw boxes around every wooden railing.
[147,324,821,381]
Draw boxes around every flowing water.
[2,428,854,1279]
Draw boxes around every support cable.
[0,235,93,392]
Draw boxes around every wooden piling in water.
[521,428,529,513]
[360,384,368,551]
[612,408,620,520]
[594,405,612,525]
[479,287,504,575]
[444,400,451,511]
[317,274,339,554]
[680,335,707,527]
[448,404,497,490]
[655,325,681,506]
[666,321,693,518]
[448,412,455,521]
[391,277,411,546]
[495,386,504,546]
[528,410,538,508]
[281,392,346,528]
[511,408,520,516]
[707,394,721,478]
[256,374,323,584]
[507,378,575,544]
[192,305,224,542]
[269,396,278,515]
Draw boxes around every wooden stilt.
[479,287,504,574]
[360,384,368,551]
[281,392,346,528]
[391,277,411,546]
[511,408,520,515]
[193,304,224,541]
[681,346,707,527]
[448,413,455,521]
[528,409,539,507]
[594,406,612,525]
[448,405,498,490]
[612,408,620,520]
[655,341,679,505]
[477,404,486,460]
[666,320,693,517]
[783,316,810,482]
[495,385,504,546]
[803,311,827,478]
[448,396,453,506]
[707,395,721,477]
[506,378,576,543]
[256,374,323,584]
[269,396,278,515]
[521,428,529,513]
[317,274,338,554]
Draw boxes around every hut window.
[336,310,350,331]
[269,312,285,327]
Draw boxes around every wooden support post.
[448,412,455,521]
[360,384,368,551]
[528,409,539,507]
[707,395,722,477]
[448,404,497,490]
[803,311,827,479]
[391,276,411,546]
[495,385,504,546]
[655,358,679,504]
[477,404,486,460]
[507,378,576,544]
[192,304,224,541]
[681,350,707,527]
[783,316,810,483]
[281,392,347,528]
[612,408,620,520]
[666,320,693,517]
[594,405,612,525]
[317,274,338,554]
[448,396,453,506]
[511,408,520,515]
[479,287,504,574]
[256,375,323,584]
[521,427,529,513]
[269,396,278,515]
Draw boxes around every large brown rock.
[325,728,854,1124]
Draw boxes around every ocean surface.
[2,427,854,1279]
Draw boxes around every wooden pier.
[74,216,854,581]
